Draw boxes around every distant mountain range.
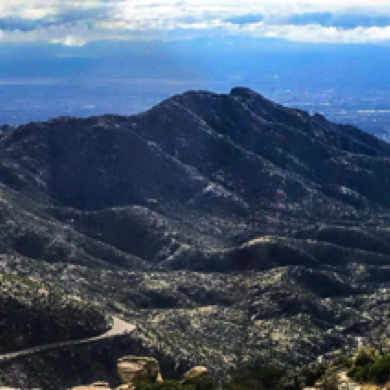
[1,88,390,388]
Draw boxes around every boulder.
[117,357,163,385]
[183,366,208,381]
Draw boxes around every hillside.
[1,88,390,388]
[0,273,109,354]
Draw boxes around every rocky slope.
[0,272,109,354]
[1,88,390,388]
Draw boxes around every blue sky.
[1,1,390,45]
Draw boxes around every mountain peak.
[230,86,258,98]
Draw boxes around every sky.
[1,0,390,45]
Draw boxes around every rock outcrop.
[117,357,163,385]
[182,366,208,381]
[72,359,210,390]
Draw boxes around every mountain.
[1,88,390,388]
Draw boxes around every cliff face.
[2,88,390,388]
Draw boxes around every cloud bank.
[1,0,390,45]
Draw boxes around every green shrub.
[354,348,378,367]
[369,355,390,384]
[299,364,327,387]
[183,375,217,390]
[331,355,353,369]
[347,348,390,385]
[226,366,286,390]
[133,377,217,390]
[347,365,370,383]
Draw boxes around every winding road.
[0,317,136,362]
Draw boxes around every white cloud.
[1,0,390,45]
[241,23,390,44]
[51,35,86,47]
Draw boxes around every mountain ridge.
[1,88,390,388]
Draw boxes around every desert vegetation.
[0,273,109,354]
[347,347,390,385]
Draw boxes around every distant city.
[1,39,390,141]
[1,79,389,141]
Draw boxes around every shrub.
[299,364,327,387]
[331,355,353,369]
[354,347,378,367]
[183,375,217,390]
[347,365,370,383]
[369,355,390,384]
[346,348,390,384]
[133,377,217,390]
[320,374,338,390]
[226,366,286,390]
